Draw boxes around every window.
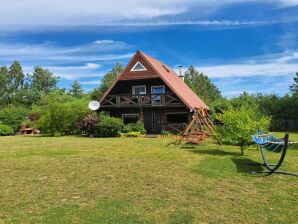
[132,85,146,95]
[166,113,188,123]
[131,61,147,71]
[122,114,139,124]
[151,85,165,105]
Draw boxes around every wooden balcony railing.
[101,93,183,108]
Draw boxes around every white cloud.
[0,40,133,64]
[0,0,293,28]
[0,40,133,80]
[174,50,298,78]
[198,63,298,78]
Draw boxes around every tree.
[90,63,124,100]
[184,66,222,104]
[0,66,9,106]
[31,91,91,136]
[215,106,271,155]
[69,80,84,98]
[30,66,58,94]
[8,61,24,91]
[289,72,298,97]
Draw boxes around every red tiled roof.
[100,50,209,110]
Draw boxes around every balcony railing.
[101,93,184,108]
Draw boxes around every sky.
[0,0,297,97]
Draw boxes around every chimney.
[178,65,185,82]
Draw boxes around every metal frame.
[252,133,298,176]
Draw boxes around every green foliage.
[68,80,84,98]
[32,91,90,136]
[184,65,222,104]
[122,120,146,134]
[0,124,14,136]
[125,131,142,137]
[0,62,60,108]
[215,106,271,154]
[90,63,123,100]
[30,66,59,94]
[93,115,124,137]
[0,105,30,133]
[289,72,298,97]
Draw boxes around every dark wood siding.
[109,78,173,95]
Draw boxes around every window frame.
[132,85,146,95]
[131,61,147,72]
[122,113,139,124]
[151,85,165,94]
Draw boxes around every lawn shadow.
[231,157,264,173]
[189,148,240,156]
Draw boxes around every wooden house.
[99,51,208,134]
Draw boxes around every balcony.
[101,93,184,108]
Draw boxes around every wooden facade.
[99,51,208,134]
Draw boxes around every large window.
[122,114,139,124]
[151,85,165,105]
[166,113,188,123]
[132,85,146,95]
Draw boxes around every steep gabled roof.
[100,50,209,110]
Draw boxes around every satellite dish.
[88,101,100,111]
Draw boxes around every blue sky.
[0,0,297,97]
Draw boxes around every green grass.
[0,133,297,223]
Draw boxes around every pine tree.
[91,63,123,100]
[184,65,222,104]
[289,72,298,97]
[69,80,84,98]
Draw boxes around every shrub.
[77,115,100,136]
[125,131,142,137]
[0,105,30,133]
[0,124,14,136]
[123,120,146,134]
[93,116,124,137]
[32,91,91,136]
[215,106,271,155]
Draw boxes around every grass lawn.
[0,133,297,223]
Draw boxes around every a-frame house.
[99,50,208,134]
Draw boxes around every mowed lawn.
[0,133,297,224]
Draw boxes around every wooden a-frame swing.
[171,107,220,145]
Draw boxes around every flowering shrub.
[76,115,100,136]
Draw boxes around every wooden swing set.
[171,107,220,145]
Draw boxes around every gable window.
[122,114,139,124]
[132,85,146,95]
[131,61,147,71]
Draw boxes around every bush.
[123,120,146,134]
[215,106,271,155]
[93,116,124,137]
[0,105,30,133]
[0,124,14,136]
[76,115,100,136]
[125,131,142,137]
[32,91,91,136]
